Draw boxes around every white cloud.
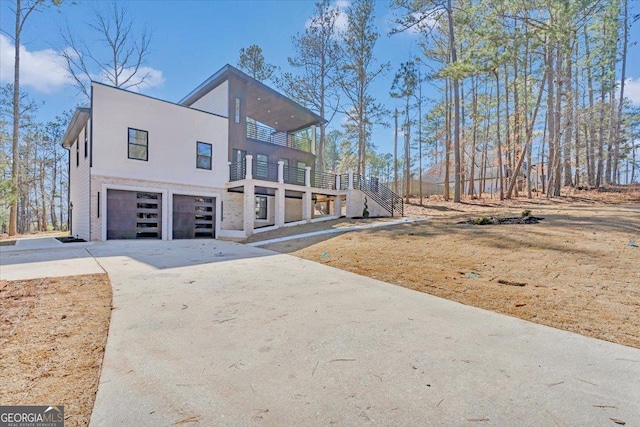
[0,34,164,95]
[306,0,349,33]
[0,34,71,93]
[98,66,165,92]
[624,77,640,106]
[407,9,440,34]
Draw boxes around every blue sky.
[1,0,639,156]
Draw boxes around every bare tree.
[61,2,152,100]
[6,0,61,236]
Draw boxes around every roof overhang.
[62,107,90,149]
[180,64,327,132]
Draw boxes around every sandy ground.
[258,187,640,349]
[0,274,112,426]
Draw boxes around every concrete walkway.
[0,239,103,281]
[247,217,427,247]
[1,239,639,426]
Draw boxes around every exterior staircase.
[353,174,404,217]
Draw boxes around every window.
[256,153,268,178]
[84,126,88,158]
[128,128,148,161]
[235,98,240,123]
[255,196,267,220]
[196,142,212,170]
[75,139,79,167]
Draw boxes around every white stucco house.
[62,64,403,242]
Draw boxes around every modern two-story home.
[62,64,402,241]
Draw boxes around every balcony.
[229,155,339,191]
[246,120,312,152]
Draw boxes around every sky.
[1,0,639,157]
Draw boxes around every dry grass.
[0,274,112,426]
[260,187,640,348]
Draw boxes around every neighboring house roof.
[180,64,326,132]
[62,107,90,148]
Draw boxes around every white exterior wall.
[190,81,229,117]
[346,190,392,218]
[69,123,91,240]
[91,83,228,188]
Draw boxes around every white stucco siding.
[91,83,229,188]
[69,124,91,240]
[190,80,229,117]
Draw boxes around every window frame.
[255,196,268,220]
[75,138,79,167]
[196,141,213,170]
[127,127,149,161]
[83,126,88,158]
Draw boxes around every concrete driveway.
[2,239,639,425]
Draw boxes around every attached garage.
[172,195,215,239]
[107,190,162,239]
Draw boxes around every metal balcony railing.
[283,165,306,186]
[312,171,337,190]
[246,121,312,152]
[229,161,246,181]
[253,160,279,182]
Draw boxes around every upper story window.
[128,128,148,161]
[234,98,240,123]
[196,142,212,170]
[84,126,88,158]
[75,138,79,167]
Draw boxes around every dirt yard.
[0,274,112,426]
[259,187,640,349]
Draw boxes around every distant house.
[62,64,402,241]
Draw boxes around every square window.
[197,142,212,170]
[128,128,148,161]
[255,196,267,220]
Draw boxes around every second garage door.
[172,195,215,239]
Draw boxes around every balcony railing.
[229,162,246,181]
[312,171,337,190]
[283,165,306,186]
[246,121,311,152]
[253,160,279,182]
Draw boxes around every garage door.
[172,195,215,239]
[107,190,162,239]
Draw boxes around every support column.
[305,166,312,187]
[275,188,285,227]
[303,191,312,223]
[245,154,253,180]
[277,160,284,184]
[335,173,341,190]
[311,125,317,155]
[348,169,354,190]
[243,184,255,237]
[334,195,342,216]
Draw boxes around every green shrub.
[474,216,492,225]
[363,197,370,218]
[521,209,532,218]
